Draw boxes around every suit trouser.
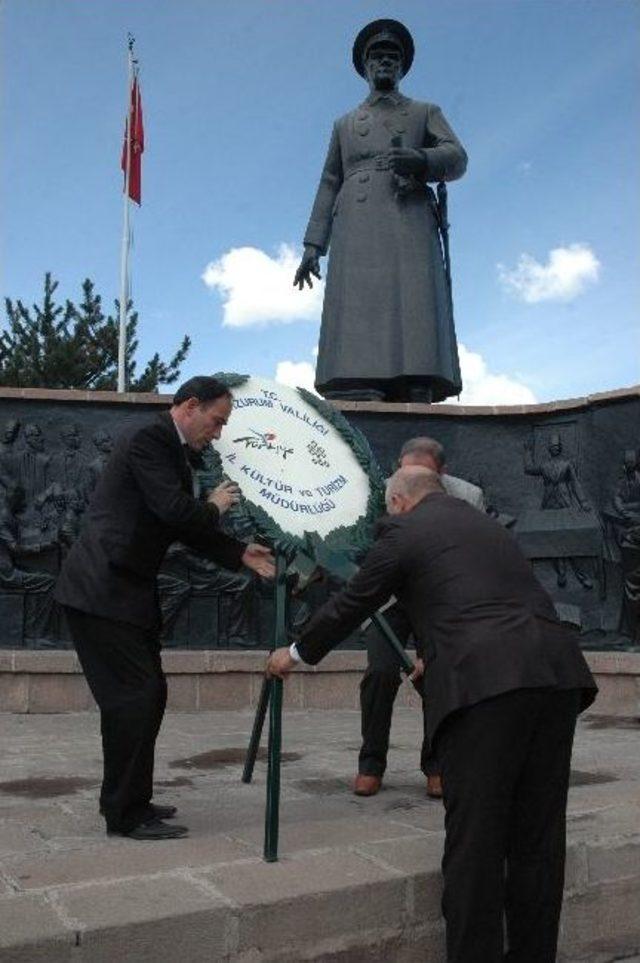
[64,607,167,833]
[359,606,437,777]
[435,687,580,963]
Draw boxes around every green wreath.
[201,373,386,566]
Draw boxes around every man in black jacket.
[268,466,596,963]
[356,435,485,799]
[56,376,274,841]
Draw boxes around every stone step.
[0,838,638,961]
[0,709,638,962]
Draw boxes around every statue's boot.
[323,389,386,402]
[408,387,433,404]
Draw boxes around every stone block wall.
[0,648,638,715]
[0,385,638,651]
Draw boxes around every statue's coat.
[305,92,467,401]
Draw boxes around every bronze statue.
[294,19,467,402]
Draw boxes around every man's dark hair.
[172,376,232,407]
[399,436,445,468]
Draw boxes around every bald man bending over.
[269,466,596,963]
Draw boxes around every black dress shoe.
[148,802,178,820]
[100,802,178,820]
[108,818,189,841]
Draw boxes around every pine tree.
[0,274,191,391]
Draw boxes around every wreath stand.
[241,552,417,863]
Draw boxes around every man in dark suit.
[356,435,485,800]
[56,376,275,841]
[268,466,597,962]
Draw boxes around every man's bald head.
[385,466,444,515]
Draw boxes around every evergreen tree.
[0,273,191,392]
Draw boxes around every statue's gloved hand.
[387,147,427,176]
[293,245,322,290]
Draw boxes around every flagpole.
[118,36,135,394]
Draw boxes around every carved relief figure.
[609,449,640,640]
[0,419,21,491]
[187,548,254,646]
[157,569,191,642]
[612,450,640,522]
[50,423,88,495]
[84,428,114,496]
[158,541,255,646]
[16,423,58,542]
[55,487,85,549]
[523,432,593,589]
[0,487,56,643]
[18,424,51,499]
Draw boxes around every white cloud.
[497,243,600,303]
[274,359,319,395]
[202,243,324,327]
[447,344,537,406]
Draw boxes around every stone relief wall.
[0,389,637,649]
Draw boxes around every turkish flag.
[121,76,144,204]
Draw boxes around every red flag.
[121,76,144,204]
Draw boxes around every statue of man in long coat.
[294,19,467,403]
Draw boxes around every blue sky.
[3,0,638,403]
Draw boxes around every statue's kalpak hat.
[352,18,415,77]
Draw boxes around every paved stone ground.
[0,704,638,962]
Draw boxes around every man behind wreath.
[294,19,467,403]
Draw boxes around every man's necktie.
[182,444,205,499]
[182,443,204,472]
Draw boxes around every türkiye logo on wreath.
[210,375,384,548]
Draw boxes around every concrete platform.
[1,649,639,716]
[0,707,638,962]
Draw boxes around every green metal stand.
[370,611,421,692]
[264,675,283,861]
[371,611,415,674]
[264,552,287,862]
[241,675,272,784]
[242,548,418,863]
